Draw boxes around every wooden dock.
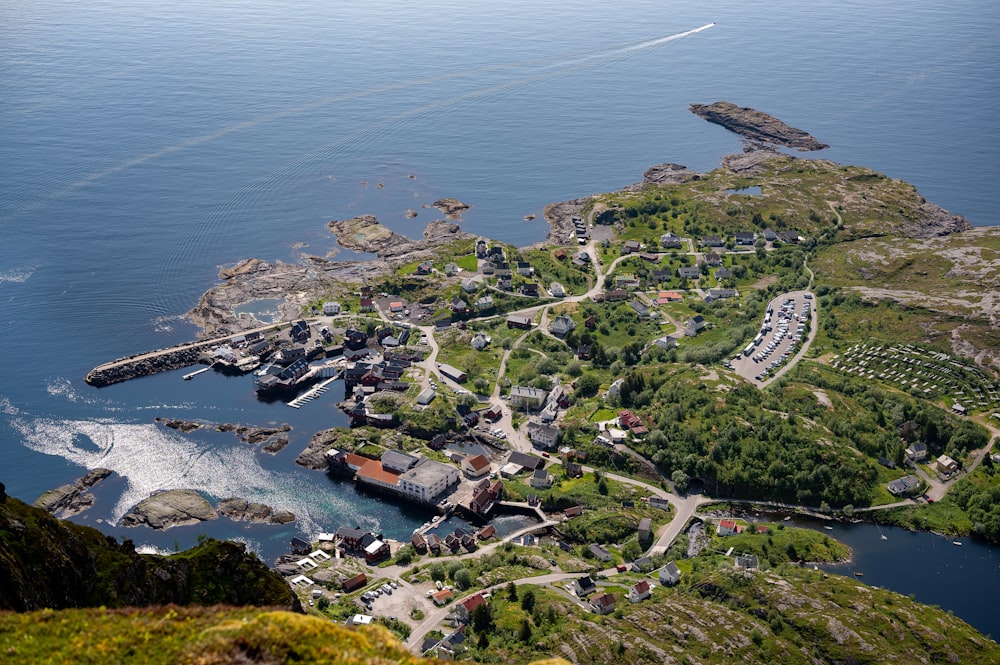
[287,372,341,409]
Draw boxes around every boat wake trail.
[151,23,716,316]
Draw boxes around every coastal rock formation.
[120,489,217,530]
[216,422,292,445]
[295,428,344,470]
[156,417,202,433]
[432,197,470,220]
[153,419,292,452]
[642,162,702,185]
[328,215,408,254]
[907,200,972,238]
[219,257,271,280]
[541,197,591,247]
[216,498,295,524]
[328,215,474,260]
[691,101,829,151]
[34,468,112,518]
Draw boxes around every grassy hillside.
[458,566,998,665]
[0,607,453,665]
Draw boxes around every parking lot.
[730,290,815,385]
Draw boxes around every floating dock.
[183,366,212,380]
[287,373,341,409]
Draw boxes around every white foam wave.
[14,417,277,523]
[46,377,91,403]
[10,415,363,536]
[0,398,20,415]
[0,264,39,284]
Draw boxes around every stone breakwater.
[85,342,214,387]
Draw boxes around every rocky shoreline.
[691,101,829,151]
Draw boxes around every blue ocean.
[1,0,997,634]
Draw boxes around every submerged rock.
[432,197,470,220]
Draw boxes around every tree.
[447,561,465,579]
[473,377,489,394]
[429,563,445,582]
[394,544,414,566]
[453,568,472,589]
[574,373,601,399]
[518,618,533,643]
[672,469,691,494]
[521,589,536,612]
[506,581,518,602]
[470,603,494,633]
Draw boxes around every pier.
[287,370,342,408]
[183,363,219,380]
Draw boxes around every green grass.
[711,523,850,564]
[0,607,435,665]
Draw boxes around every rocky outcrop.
[120,489,217,530]
[691,101,829,151]
[155,420,291,452]
[541,197,591,247]
[328,215,409,254]
[216,422,292,445]
[295,428,345,470]
[216,498,295,524]
[0,496,299,612]
[34,469,112,518]
[432,197,470,220]
[157,418,202,433]
[218,258,271,280]
[905,200,972,238]
[642,162,702,185]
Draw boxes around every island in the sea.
[690,101,830,150]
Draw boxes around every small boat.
[824,526,834,531]
[854,571,864,577]
[953,541,962,546]
[783,516,792,521]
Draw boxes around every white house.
[471,332,491,350]
[527,421,560,449]
[529,468,552,489]
[462,454,491,478]
[323,301,343,315]
[659,561,681,586]
[590,592,616,615]
[628,580,651,603]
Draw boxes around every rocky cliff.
[0,495,299,612]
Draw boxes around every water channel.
[747,513,1000,639]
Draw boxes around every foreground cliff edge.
[0,492,298,612]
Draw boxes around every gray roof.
[508,451,544,470]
